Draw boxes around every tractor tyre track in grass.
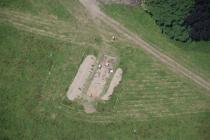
[79,0,210,92]
[0,8,96,47]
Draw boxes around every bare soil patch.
[67,55,123,113]
[67,55,96,101]
[101,68,123,100]
[87,55,116,99]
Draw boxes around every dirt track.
[79,0,210,92]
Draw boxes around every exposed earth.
[67,55,123,113]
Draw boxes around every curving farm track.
[79,0,210,92]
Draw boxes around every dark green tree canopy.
[185,0,210,41]
[144,0,210,42]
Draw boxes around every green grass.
[0,23,96,139]
[0,0,74,20]
[1,1,210,139]
[1,21,210,140]
[102,4,210,80]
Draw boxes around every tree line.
[185,0,210,41]
[144,0,210,42]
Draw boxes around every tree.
[144,0,193,42]
[185,0,210,41]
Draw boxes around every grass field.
[1,0,210,140]
[0,0,74,20]
[102,4,210,80]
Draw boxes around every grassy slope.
[102,4,210,80]
[0,1,210,140]
[0,0,74,20]
[1,22,210,139]
[0,23,96,140]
